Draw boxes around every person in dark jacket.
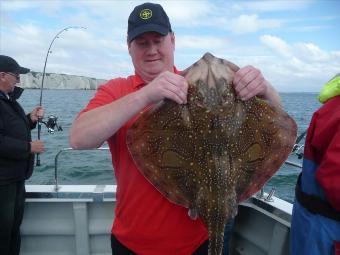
[0,55,45,255]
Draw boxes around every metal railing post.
[54,147,109,191]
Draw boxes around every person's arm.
[232,65,281,107]
[69,71,188,149]
[315,124,340,211]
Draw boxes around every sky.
[1,0,339,92]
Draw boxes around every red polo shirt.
[79,72,208,255]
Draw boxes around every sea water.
[18,89,321,203]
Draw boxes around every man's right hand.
[69,71,188,150]
[30,140,45,154]
[139,71,188,105]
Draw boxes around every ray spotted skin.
[127,53,297,255]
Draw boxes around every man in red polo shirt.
[69,2,282,255]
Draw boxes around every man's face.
[0,72,20,94]
[128,32,175,83]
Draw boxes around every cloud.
[258,35,340,91]
[163,0,213,23]
[260,34,338,64]
[1,1,36,11]
[177,35,229,51]
[228,14,281,34]
[295,42,330,62]
[232,0,310,12]
[1,0,339,92]
[260,35,292,58]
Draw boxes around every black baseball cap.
[0,55,30,74]
[127,2,172,43]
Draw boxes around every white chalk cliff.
[19,71,107,90]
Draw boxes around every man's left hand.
[232,65,281,107]
[233,65,270,101]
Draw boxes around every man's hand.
[233,65,269,100]
[30,140,45,154]
[233,65,281,106]
[30,106,45,123]
[139,71,188,105]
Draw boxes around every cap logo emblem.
[140,9,152,20]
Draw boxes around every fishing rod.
[36,26,86,166]
[292,129,308,159]
[295,129,307,145]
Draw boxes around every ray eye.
[193,86,204,101]
[222,90,232,99]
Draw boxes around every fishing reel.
[292,144,304,159]
[36,115,62,166]
[40,115,63,134]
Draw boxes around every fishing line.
[36,26,86,166]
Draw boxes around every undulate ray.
[127,53,297,255]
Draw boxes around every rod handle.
[36,154,41,166]
[36,118,42,166]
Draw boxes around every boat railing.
[284,160,302,168]
[54,147,110,191]
[53,146,303,200]
[256,152,302,202]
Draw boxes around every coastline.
[20,71,107,90]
